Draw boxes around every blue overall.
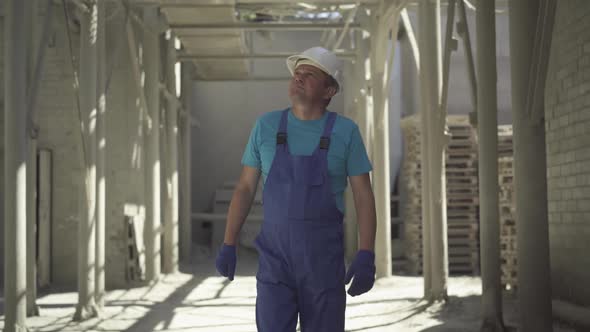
[254,109,346,332]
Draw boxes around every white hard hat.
[286,46,343,93]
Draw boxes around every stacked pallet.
[400,114,480,275]
[498,125,517,289]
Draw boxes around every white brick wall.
[545,0,590,305]
[0,7,147,289]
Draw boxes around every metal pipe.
[143,6,162,283]
[170,22,362,31]
[74,0,99,321]
[95,0,106,309]
[456,0,477,111]
[476,0,506,329]
[4,0,29,330]
[440,0,456,114]
[401,8,420,72]
[332,4,359,50]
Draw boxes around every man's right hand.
[215,244,237,281]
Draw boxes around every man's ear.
[323,85,337,99]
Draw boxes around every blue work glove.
[215,244,236,281]
[345,250,376,296]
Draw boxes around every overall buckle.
[320,137,330,149]
[277,132,287,145]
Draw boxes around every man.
[215,46,377,331]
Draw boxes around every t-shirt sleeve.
[346,125,373,176]
[241,119,262,169]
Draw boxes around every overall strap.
[319,112,337,150]
[276,109,289,147]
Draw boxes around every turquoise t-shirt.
[241,108,373,213]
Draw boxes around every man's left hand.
[345,250,376,296]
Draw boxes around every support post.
[369,16,392,279]
[74,0,99,321]
[95,0,106,308]
[476,0,506,330]
[38,150,52,288]
[508,1,553,330]
[179,63,193,262]
[419,0,448,301]
[144,6,162,282]
[25,0,39,318]
[163,31,179,273]
[343,58,357,261]
[4,0,29,330]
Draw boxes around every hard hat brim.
[286,54,341,93]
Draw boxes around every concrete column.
[179,63,193,262]
[38,149,52,288]
[370,18,392,278]
[508,1,553,331]
[75,1,99,321]
[476,1,506,330]
[163,31,179,273]
[26,140,38,316]
[25,0,39,317]
[4,0,29,330]
[95,0,106,308]
[419,0,448,301]
[144,7,162,282]
[343,58,357,261]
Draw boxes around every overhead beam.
[171,22,362,31]
[178,52,355,61]
[194,76,292,81]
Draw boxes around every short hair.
[324,74,339,92]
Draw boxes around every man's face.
[288,64,336,105]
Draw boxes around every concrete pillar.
[508,1,553,331]
[476,1,506,330]
[369,18,393,278]
[38,150,52,288]
[163,31,179,273]
[25,0,39,317]
[26,140,38,317]
[75,1,99,321]
[144,7,162,282]
[343,58,356,261]
[344,30,370,260]
[179,63,193,262]
[4,0,29,330]
[419,0,448,301]
[95,0,106,308]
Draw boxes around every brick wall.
[0,6,147,289]
[545,0,590,306]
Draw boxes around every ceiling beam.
[171,22,362,31]
[178,51,355,61]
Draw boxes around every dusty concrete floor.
[0,246,579,331]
